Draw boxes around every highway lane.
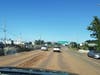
[0,47,99,75]
[0,50,42,66]
[36,47,100,75]
[62,47,100,75]
[65,47,100,71]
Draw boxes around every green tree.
[46,42,52,45]
[87,16,100,51]
[34,40,45,45]
[46,42,52,46]
[69,42,78,48]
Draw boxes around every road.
[0,47,100,75]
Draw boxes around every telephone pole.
[3,19,7,46]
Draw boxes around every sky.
[0,0,100,43]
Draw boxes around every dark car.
[87,50,100,59]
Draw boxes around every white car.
[53,47,61,52]
[41,46,48,51]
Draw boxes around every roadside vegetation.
[68,16,100,51]
[68,42,79,50]
[87,16,100,51]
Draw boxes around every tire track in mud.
[16,51,47,68]
[4,51,45,67]
[57,52,71,72]
[38,51,54,68]
[0,51,40,66]
[0,52,33,61]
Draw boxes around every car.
[41,46,48,51]
[87,50,100,59]
[53,46,61,52]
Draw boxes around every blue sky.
[0,0,100,43]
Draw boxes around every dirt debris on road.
[17,52,47,68]
[0,48,100,75]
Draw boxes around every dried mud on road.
[0,48,100,75]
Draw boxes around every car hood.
[0,67,69,75]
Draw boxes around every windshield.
[0,0,100,75]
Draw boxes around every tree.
[34,40,45,45]
[69,42,78,48]
[29,42,32,45]
[46,42,52,46]
[46,42,52,45]
[87,16,100,51]
[85,40,96,43]
[11,40,14,46]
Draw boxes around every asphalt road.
[0,47,100,75]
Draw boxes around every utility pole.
[3,19,7,46]
[17,33,22,44]
[39,35,41,46]
[19,33,22,41]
